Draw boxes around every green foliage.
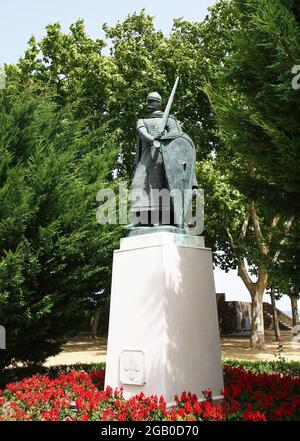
[210,0,300,215]
[1,3,299,358]
[2,359,299,390]
[0,87,121,368]
[7,10,238,176]
[9,20,110,117]
[223,359,300,376]
[0,362,106,389]
[197,154,247,270]
[268,220,300,296]
[205,0,300,294]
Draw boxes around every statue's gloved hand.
[153,131,165,140]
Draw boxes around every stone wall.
[216,294,293,334]
[216,298,251,335]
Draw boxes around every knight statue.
[130,78,198,232]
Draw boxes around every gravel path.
[44,330,300,366]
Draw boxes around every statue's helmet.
[146,92,162,103]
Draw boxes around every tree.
[0,87,121,368]
[201,0,300,347]
[197,151,295,349]
[7,20,111,121]
[207,0,300,216]
[2,9,267,349]
[268,220,300,330]
[5,5,299,350]
[268,285,281,341]
[7,9,236,175]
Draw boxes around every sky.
[0,0,215,64]
[0,0,297,312]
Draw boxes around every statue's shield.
[161,133,196,227]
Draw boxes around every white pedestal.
[105,232,224,403]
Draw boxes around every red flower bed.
[0,366,299,421]
[223,366,300,421]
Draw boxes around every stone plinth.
[105,232,223,403]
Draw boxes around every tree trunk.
[289,293,299,334]
[270,286,281,341]
[250,289,265,349]
[90,309,101,338]
[237,258,267,349]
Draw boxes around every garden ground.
[44,330,300,367]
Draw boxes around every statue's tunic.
[131,111,182,213]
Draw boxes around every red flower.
[0,366,299,421]
[243,411,267,421]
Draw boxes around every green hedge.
[0,362,105,389]
[223,359,300,376]
[1,359,300,389]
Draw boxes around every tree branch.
[267,214,280,243]
[237,257,255,294]
[257,266,268,294]
[240,207,251,240]
[226,206,251,250]
[226,227,237,250]
[272,216,294,263]
[249,202,268,255]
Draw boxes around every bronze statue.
[130,78,198,230]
